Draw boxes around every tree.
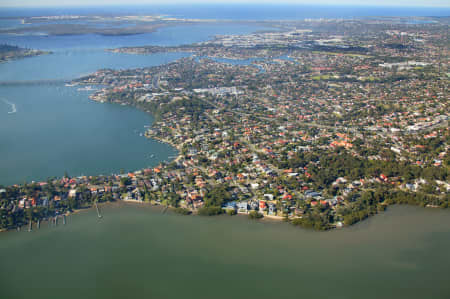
[120,177,132,186]
[198,206,222,216]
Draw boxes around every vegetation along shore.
[1,17,448,231]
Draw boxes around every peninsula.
[0,14,269,36]
[0,44,50,62]
[1,17,448,231]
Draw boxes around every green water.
[1,204,449,299]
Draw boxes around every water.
[0,6,449,298]
[1,5,449,20]
[0,204,449,299]
[0,50,189,81]
[1,97,16,113]
[0,23,272,50]
[0,84,178,185]
[0,21,269,186]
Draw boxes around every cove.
[0,22,270,186]
[0,84,177,185]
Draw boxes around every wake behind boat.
[2,98,17,114]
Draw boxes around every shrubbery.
[198,206,222,216]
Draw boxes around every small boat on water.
[2,98,17,114]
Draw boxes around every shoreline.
[1,16,448,234]
[0,50,52,64]
[4,201,448,235]
[1,82,445,233]
[0,201,160,234]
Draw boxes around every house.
[237,201,248,213]
[295,208,304,216]
[193,201,204,209]
[305,190,321,198]
[68,189,77,198]
[223,201,237,212]
[405,183,416,191]
[18,198,25,209]
[264,194,274,201]
[283,194,293,200]
[268,203,277,215]
[259,200,267,211]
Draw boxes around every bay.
[0,23,270,186]
[0,6,449,299]
[0,84,177,185]
[0,24,272,50]
[0,204,449,299]
[0,51,189,81]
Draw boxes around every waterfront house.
[68,189,77,198]
[268,203,276,215]
[264,194,274,201]
[250,201,258,211]
[237,201,248,213]
[223,201,237,212]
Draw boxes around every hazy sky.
[1,0,449,8]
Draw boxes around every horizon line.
[1,3,450,9]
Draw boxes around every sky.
[1,0,449,8]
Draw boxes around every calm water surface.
[0,84,177,185]
[0,205,449,299]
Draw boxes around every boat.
[2,98,17,114]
